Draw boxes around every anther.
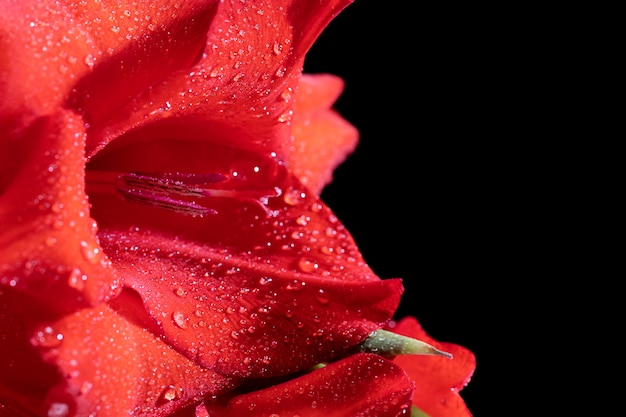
[86,170,280,217]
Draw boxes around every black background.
[303,2,501,415]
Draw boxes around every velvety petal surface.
[203,353,414,417]
[0,0,219,191]
[0,287,238,417]
[0,110,119,310]
[0,0,433,415]
[290,74,359,195]
[87,140,402,378]
[387,317,476,417]
[84,0,356,164]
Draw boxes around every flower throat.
[86,170,281,217]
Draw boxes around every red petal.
[290,74,359,195]
[204,353,413,417]
[89,160,402,378]
[387,317,476,417]
[0,0,218,142]
[85,0,357,164]
[0,287,238,417]
[0,110,119,310]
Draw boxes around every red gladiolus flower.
[0,1,474,416]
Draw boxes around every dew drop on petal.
[84,54,95,67]
[160,384,183,402]
[31,326,64,348]
[195,404,210,417]
[47,403,69,417]
[80,381,93,395]
[295,215,309,226]
[172,311,189,329]
[283,188,306,206]
[297,258,317,273]
[316,289,330,305]
[80,240,101,264]
[67,268,87,291]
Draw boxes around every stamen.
[119,188,218,216]
[86,170,280,217]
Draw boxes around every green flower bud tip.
[359,329,453,359]
[411,405,431,417]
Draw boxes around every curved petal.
[387,317,476,417]
[204,353,414,417]
[86,148,402,377]
[0,287,238,417]
[0,0,219,189]
[0,110,119,310]
[85,0,357,163]
[291,74,359,195]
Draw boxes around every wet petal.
[0,110,119,310]
[89,162,402,378]
[0,0,219,181]
[205,353,413,417]
[0,287,238,417]
[85,0,357,164]
[387,317,476,417]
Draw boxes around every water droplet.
[283,188,306,206]
[195,404,210,417]
[172,311,189,329]
[80,240,101,264]
[80,381,93,395]
[210,67,222,77]
[47,403,69,417]
[297,258,318,273]
[272,41,283,55]
[259,276,272,285]
[277,110,292,123]
[295,215,309,226]
[280,88,292,102]
[286,280,304,291]
[319,245,334,255]
[316,289,330,305]
[174,287,187,297]
[68,268,87,290]
[31,326,64,348]
[160,384,183,402]
[84,54,95,67]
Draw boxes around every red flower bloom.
[0,1,474,416]
[386,318,476,417]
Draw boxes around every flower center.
[86,170,281,217]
